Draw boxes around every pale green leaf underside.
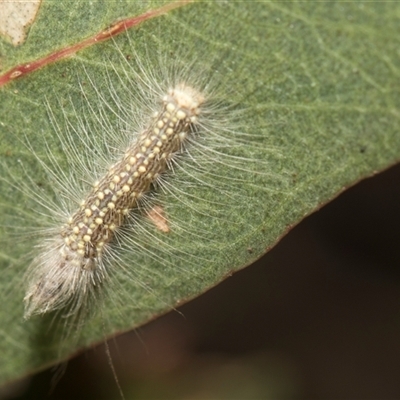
[1,1,400,385]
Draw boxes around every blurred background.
[3,162,400,399]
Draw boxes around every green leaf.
[1,0,400,387]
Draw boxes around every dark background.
[4,163,400,399]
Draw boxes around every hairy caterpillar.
[24,83,205,318]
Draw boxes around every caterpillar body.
[24,84,205,318]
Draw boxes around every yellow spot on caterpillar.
[166,103,175,113]
[176,110,186,120]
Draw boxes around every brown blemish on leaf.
[0,0,42,46]
[146,205,170,233]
